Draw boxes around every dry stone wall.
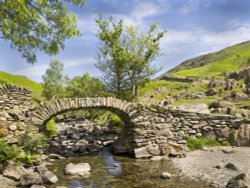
[0,84,33,143]
[127,105,250,158]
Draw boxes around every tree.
[0,0,85,64]
[42,60,68,100]
[96,16,165,101]
[66,73,107,98]
[96,17,128,99]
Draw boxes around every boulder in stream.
[65,163,91,176]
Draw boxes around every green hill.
[164,41,250,78]
[139,41,250,113]
[0,71,43,102]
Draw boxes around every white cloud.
[64,57,95,68]
[160,22,250,54]
[13,57,95,78]
[77,0,169,36]
[131,1,169,20]
[13,65,49,78]
[177,0,210,15]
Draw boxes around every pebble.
[225,163,238,171]
[161,172,172,179]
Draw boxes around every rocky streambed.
[0,118,249,188]
[49,118,119,156]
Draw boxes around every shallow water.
[48,149,212,188]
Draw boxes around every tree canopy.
[96,16,166,101]
[66,73,107,98]
[42,60,68,100]
[0,0,85,64]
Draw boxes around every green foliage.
[66,73,108,98]
[19,126,49,155]
[42,60,68,100]
[0,0,85,64]
[96,16,166,101]
[0,124,50,164]
[185,137,230,151]
[0,139,38,164]
[94,111,122,127]
[46,118,57,138]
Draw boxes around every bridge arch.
[32,97,135,132]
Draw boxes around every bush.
[46,118,57,138]
[0,139,38,164]
[94,111,122,127]
[185,137,230,150]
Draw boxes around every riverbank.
[172,146,250,187]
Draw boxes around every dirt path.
[172,146,250,187]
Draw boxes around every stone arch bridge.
[32,97,250,158]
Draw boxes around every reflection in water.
[68,179,86,188]
[100,149,122,176]
[48,149,213,188]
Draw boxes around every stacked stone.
[168,109,250,141]
[0,84,32,143]
[49,118,118,156]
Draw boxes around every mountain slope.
[163,41,250,78]
[139,41,250,116]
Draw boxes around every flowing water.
[48,149,212,188]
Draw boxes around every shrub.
[0,139,38,164]
[46,118,57,138]
[185,137,230,150]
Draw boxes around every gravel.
[172,146,250,188]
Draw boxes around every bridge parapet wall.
[127,105,249,158]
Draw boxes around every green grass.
[173,98,218,106]
[185,137,230,150]
[0,71,44,103]
[168,41,250,78]
[138,80,190,101]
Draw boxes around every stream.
[47,149,212,188]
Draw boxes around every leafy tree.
[96,16,165,101]
[42,60,68,100]
[66,73,107,98]
[96,17,127,99]
[0,0,85,64]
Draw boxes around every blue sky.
[1,0,250,83]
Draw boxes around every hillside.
[139,41,250,118]
[0,71,43,102]
[162,41,250,78]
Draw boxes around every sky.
[1,0,250,83]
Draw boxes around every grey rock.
[222,148,236,154]
[226,173,250,188]
[20,172,43,186]
[225,163,238,171]
[2,160,29,180]
[229,124,250,147]
[65,163,91,176]
[146,144,161,156]
[31,185,46,188]
[0,175,17,188]
[36,165,48,174]
[41,171,58,184]
[178,103,210,114]
[8,124,17,131]
[161,172,172,179]
[134,147,152,158]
